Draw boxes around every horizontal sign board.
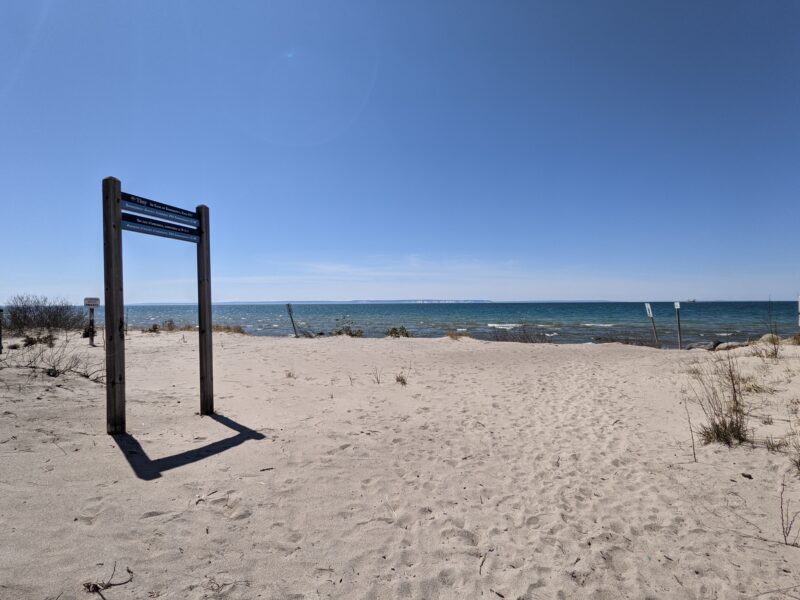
[121,212,200,243]
[121,192,199,227]
[674,301,681,310]
[84,297,100,308]
[644,302,653,318]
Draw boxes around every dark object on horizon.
[286,303,299,338]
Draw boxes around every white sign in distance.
[645,303,653,318]
[674,301,681,310]
[84,297,100,308]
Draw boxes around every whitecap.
[488,323,521,329]
[545,333,559,337]
[582,323,614,327]
[456,328,467,332]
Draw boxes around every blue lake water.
[96,301,799,347]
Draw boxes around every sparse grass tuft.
[445,330,470,340]
[739,376,776,395]
[780,476,800,547]
[765,436,787,453]
[285,370,297,379]
[687,354,749,446]
[395,366,411,386]
[371,367,383,384]
[494,326,553,344]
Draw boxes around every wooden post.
[89,307,96,347]
[196,204,214,415]
[0,308,4,354]
[674,301,683,349]
[103,177,126,434]
[645,303,659,347]
[286,303,299,338]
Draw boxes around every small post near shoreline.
[84,297,99,347]
[645,302,659,347]
[0,308,4,354]
[286,303,299,338]
[674,301,683,349]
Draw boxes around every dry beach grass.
[1,332,800,599]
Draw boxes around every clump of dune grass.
[445,330,470,340]
[141,320,246,334]
[494,326,553,344]
[331,317,363,338]
[765,435,787,453]
[211,324,246,334]
[395,366,411,386]
[592,334,659,347]
[687,354,750,446]
[385,326,411,338]
[789,425,800,475]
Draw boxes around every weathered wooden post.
[645,302,659,346]
[286,303,299,338]
[84,297,100,347]
[103,177,126,434]
[674,301,683,349]
[0,308,4,354]
[197,204,214,415]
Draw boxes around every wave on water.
[582,323,615,327]
[545,333,559,337]
[487,323,521,329]
[716,333,734,337]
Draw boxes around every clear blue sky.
[2,1,799,303]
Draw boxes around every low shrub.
[23,334,55,348]
[332,317,363,337]
[4,294,85,335]
[385,326,411,338]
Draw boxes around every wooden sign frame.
[103,176,213,434]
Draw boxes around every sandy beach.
[1,332,799,599]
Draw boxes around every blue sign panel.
[121,192,199,227]
[121,212,200,243]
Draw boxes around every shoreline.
[1,333,799,598]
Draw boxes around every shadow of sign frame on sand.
[112,414,266,481]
